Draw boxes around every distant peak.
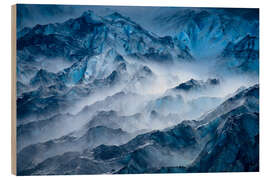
[80,10,102,23]
[81,10,94,17]
[106,12,132,22]
[111,12,122,17]
[109,12,125,19]
[187,78,198,84]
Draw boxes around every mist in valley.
[16,5,259,175]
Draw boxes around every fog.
[38,57,73,73]
[17,52,258,151]
[54,55,258,136]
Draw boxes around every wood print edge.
[11,4,17,175]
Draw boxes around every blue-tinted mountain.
[17,84,258,175]
[154,84,259,173]
[17,108,150,171]
[188,112,259,172]
[172,78,220,93]
[16,9,258,124]
[17,114,74,150]
[17,125,132,174]
[17,10,193,66]
[16,62,127,122]
[30,69,60,87]
[153,8,258,59]
[19,120,199,175]
[219,35,259,74]
[16,7,259,175]
[16,10,194,123]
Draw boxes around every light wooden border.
[11,4,17,175]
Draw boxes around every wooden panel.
[11,4,16,175]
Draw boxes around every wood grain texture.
[11,4,17,175]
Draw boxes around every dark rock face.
[173,78,220,92]
[188,112,259,172]
[174,79,201,91]
[93,145,128,161]
[30,69,59,87]
[219,35,259,73]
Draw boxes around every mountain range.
[16,6,259,175]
